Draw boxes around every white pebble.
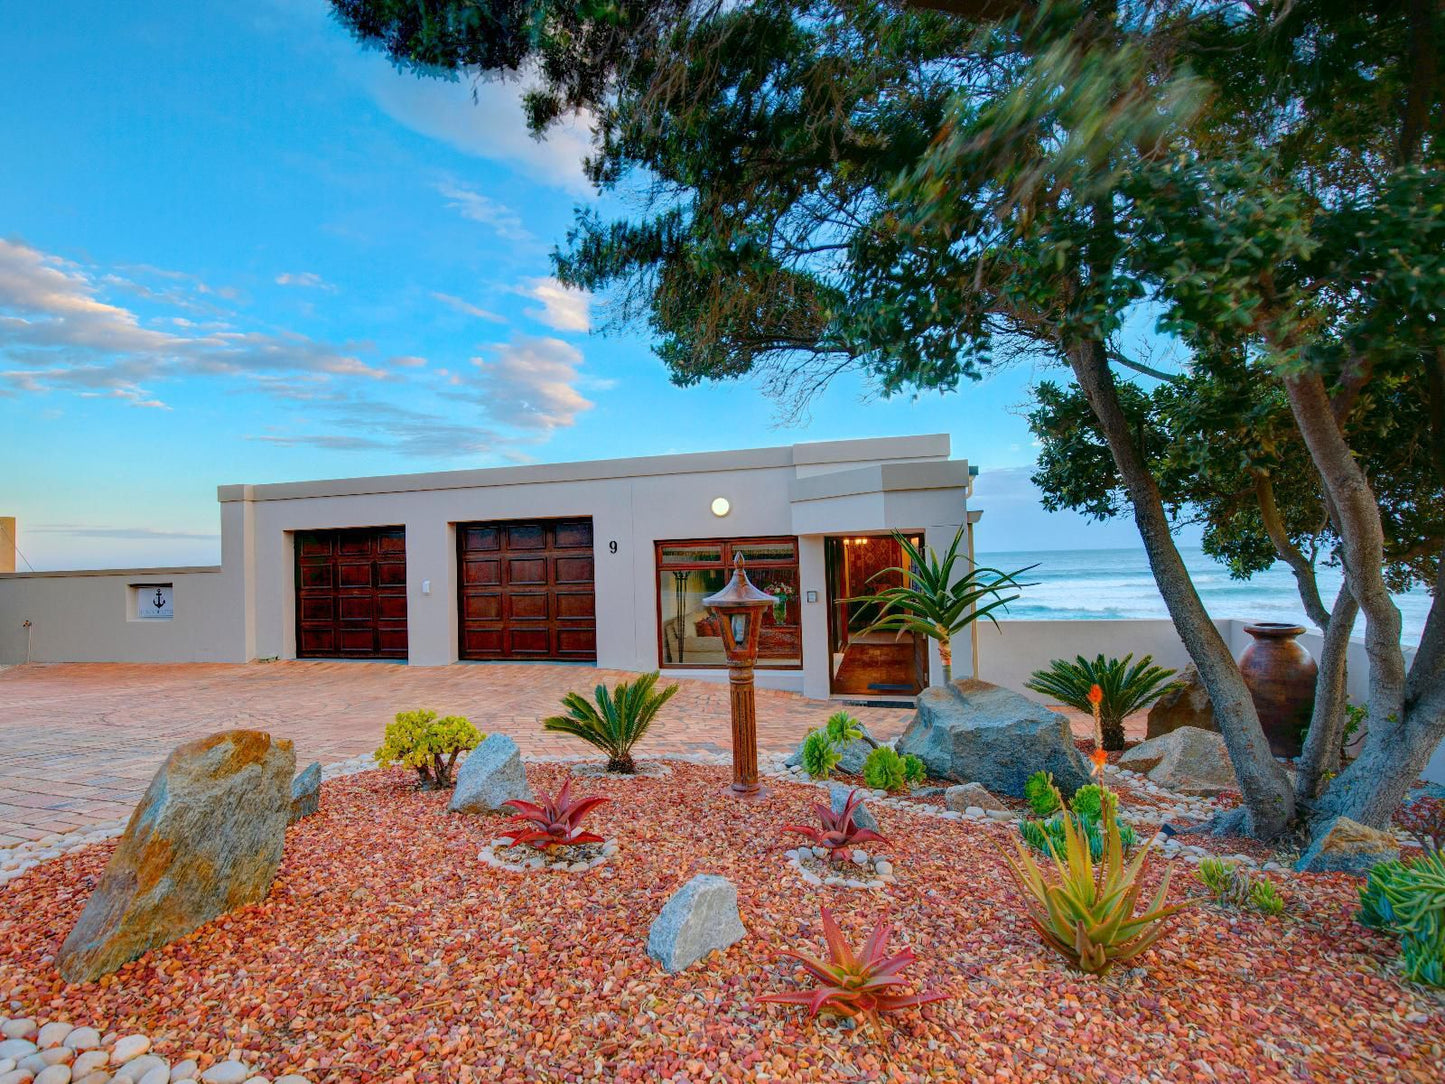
[34,1065,72,1084]
[1,1023,34,1042]
[36,1026,72,1051]
[70,1054,107,1077]
[169,1058,198,1081]
[115,1056,167,1082]
[0,1041,37,1062]
[109,1037,150,1066]
[874,860,894,877]
[62,1032,100,1055]
[199,1061,251,1084]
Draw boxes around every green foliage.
[849,528,1034,682]
[1357,852,1445,987]
[1020,776,1135,861]
[374,708,482,788]
[1025,770,1062,817]
[800,728,842,781]
[542,671,679,773]
[825,711,863,747]
[1025,655,1180,751]
[1002,781,1189,975]
[862,746,923,793]
[1196,858,1286,918]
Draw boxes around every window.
[656,537,801,669]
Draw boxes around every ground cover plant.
[1025,655,1179,751]
[1196,858,1287,918]
[373,708,481,788]
[542,671,678,773]
[0,762,1439,1081]
[861,746,925,793]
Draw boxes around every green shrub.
[902,752,926,785]
[824,711,864,746]
[1196,857,1287,917]
[800,728,842,780]
[862,746,903,791]
[542,671,679,772]
[1020,779,1135,861]
[1025,770,1062,817]
[1357,851,1445,987]
[1025,654,1179,751]
[375,709,482,788]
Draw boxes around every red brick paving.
[0,661,915,844]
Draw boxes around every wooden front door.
[457,518,596,661]
[294,527,408,659]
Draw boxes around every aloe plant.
[759,907,945,1039]
[849,526,1034,683]
[1000,778,1190,974]
[782,789,888,861]
[1025,654,1180,751]
[500,779,610,850]
[542,671,679,772]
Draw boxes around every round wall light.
[711,497,731,517]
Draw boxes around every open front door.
[824,534,927,697]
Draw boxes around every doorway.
[824,534,927,697]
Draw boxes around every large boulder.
[1145,666,1218,739]
[646,874,746,974]
[1296,816,1399,875]
[449,734,532,815]
[895,680,1090,798]
[56,730,294,983]
[785,725,878,775]
[1118,726,1237,796]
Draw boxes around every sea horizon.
[976,544,1431,647]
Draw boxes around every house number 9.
[609,540,618,554]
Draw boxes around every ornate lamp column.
[703,554,776,799]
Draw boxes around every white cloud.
[519,276,590,333]
[369,69,593,194]
[455,335,593,432]
[0,237,384,407]
[390,354,427,368]
[435,180,531,242]
[275,271,337,292]
[431,291,505,322]
[251,392,502,458]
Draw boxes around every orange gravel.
[3,763,1442,1082]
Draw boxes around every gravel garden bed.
[1,762,1441,1082]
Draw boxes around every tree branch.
[1252,471,1330,629]
[1109,351,1184,383]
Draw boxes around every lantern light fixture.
[711,496,731,517]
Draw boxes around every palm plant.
[850,526,1034,683]
[1025,654,1180,751]
[542,671,679,773]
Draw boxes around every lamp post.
[703,554,776,799]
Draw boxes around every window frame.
[653,535,803,671]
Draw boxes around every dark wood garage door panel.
[295,527,408,659]
[457,517,597,661]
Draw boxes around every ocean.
[976,546,1434,647]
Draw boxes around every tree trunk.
[1295,583,1358,802]
[1070,337,1296,837]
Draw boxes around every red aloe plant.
[782,788,888,861]
[500,778,609,850]
[759,907,945,1039]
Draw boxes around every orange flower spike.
[1090,746,1108,779]
[1087,684,1103,708]
[1087,683,1105,751]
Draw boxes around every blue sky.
[1,0,1171,570]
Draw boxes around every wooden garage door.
[294,527,408,659]
[458,518,596,661]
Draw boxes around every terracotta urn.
[1238,623,1317,759]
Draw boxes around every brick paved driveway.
[0,661,915,845]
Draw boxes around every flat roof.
[219,433,952,503]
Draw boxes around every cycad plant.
[542,671,679,773]
[851,526,1034,683]
[1025,654,1180,751]
[1000,777,1190,975]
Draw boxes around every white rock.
[273,1077,310,1084]
[199,1063,250,1084]
[0,1063,13,1076]
[35,1026,72,1051]
[34,1066,71,1084]
[169,1058,198,1081]
[0,1023,34,1042]
[138,1065,172,1084]
[63,1032,100,1054]
[115,1056,167,1082]
[110,1038,150,1067]
[874,860,894,877]
[0,1069,30,1084]
[811,846,828,859]
[241,1077,270,1084]
[0,1042,37,1062]
[800,870,822,886]
[850,849,868,865]
[70,1054,107,1077]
